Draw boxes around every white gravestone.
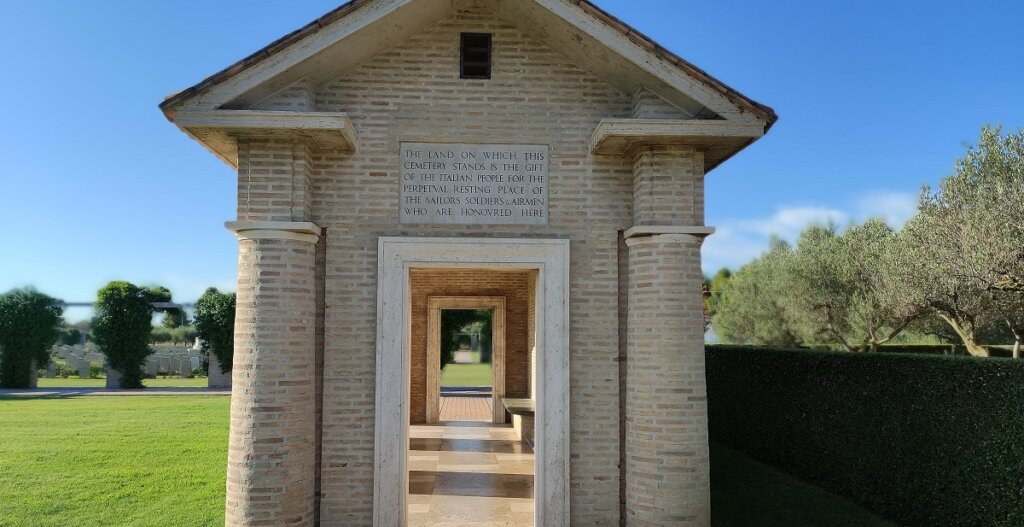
[400,143,549,225]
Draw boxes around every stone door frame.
[374,237,570,527]
[426,296,507,424]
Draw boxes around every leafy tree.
[60,327,83,346]
[193,288,236,374]
[440,310,491,369]
[162,309,190,329]
[705,268,732,320]
[886,216,996,356]
[142,285,189,329]
[0,288,63,388]
[995,292,1024,358]
[887,127,1024,356]
[785,220,919,351]
[715,239,802,347]
[92,282,155,389]
[150,327,173,344]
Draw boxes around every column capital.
[225,221,322,244]
[624,225,715,247]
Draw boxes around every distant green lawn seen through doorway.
[440,363,492,387]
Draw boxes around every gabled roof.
[159,0,776,130]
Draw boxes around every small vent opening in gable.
[460,33,492,79]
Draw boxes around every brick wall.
[225,1,717,524]
[308,4,634,524]
[408,268,532,424]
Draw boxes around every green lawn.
[711,444,895,527]
[0,396,228,527]
[0,396,894,527]
[35,377,209,388]
[440,363,492,387]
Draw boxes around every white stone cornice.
[624,225,715,243]
[225,221,322,244]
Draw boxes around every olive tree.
[786,220,920,351]
[92,282,155,388]
[887,127,1024,356]
[193,288,236,374]
[996,292,1024,358]
[0,288,63,388]
[715,239,802,347]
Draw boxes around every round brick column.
[225,222,320,527]
[625,233,710,527]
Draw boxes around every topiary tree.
[193,288,236,374]
[0,288,63,388]
[92,282,155,389]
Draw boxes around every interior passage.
[408,422,535,526]
[439,395,493,422]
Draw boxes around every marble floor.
[409,420,535,526]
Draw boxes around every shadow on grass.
[711,443,897,527]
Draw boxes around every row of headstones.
[45,345,201,378]
[31,344,232,390]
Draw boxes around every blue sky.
[1,1,1022,320]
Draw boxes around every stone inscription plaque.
[400,143,549,225]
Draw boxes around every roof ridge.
[159,0,776,128]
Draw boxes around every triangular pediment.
[160,0,775,130]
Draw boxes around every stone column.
[625,145,711,526]
[224,221,320,527]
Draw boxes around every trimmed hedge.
[706,345,1024,527]
[877,344,959,355]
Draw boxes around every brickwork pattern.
[254,78,315,112]
[309,5,634,524]
[632,147,705,227]
[227,237,318,527]
[625,234,709,527]
[631,88,691,120]
[236,139,314,222]
[409,269,531,424]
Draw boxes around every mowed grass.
[711,444,895,527]
[0,397,894,527]
[440,363,492,387]
[36,377,209,388]
[0,396,228,527]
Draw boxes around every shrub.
[60,328,83,346]
[91,282,154,389]
[0,288,63,388]
[193,288,235,374]
[706,345,1024,526]
[88,364,105,379]
[52,358,75,378]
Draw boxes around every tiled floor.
[439,395,493,422]
[409,421,535,526]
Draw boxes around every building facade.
[161,1,775,525]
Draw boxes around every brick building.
[160,1,775,525]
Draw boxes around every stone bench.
[501,398,535,448]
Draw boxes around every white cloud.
[855,191,918,228]
[702,191,919,274]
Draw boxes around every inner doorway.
[438,307,495,422]
[428,297,506,424]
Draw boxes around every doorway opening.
[426,295,507,425]
[374,237,570,527]
[439,308,494,422]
